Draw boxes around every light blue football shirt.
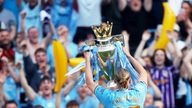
[95,81,147,108]
[32,94,66,108]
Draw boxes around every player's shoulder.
[132,81,148,93]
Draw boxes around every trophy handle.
[111,34,125,46]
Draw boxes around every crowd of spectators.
[0,0,192,108]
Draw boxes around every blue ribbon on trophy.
[67,22,139,87]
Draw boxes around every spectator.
[14,32,25,67]
[47,25,78,67]
[134,31,153,68]
[76,85,99,108]
[66,100,79,108]
[51,0,78,41]
[0,0,16,31]
[119,0,152,54]
[73,0,102,44]
[19,0,42,39]
[20,10,54,63]
[144,93,155,108]
[185,28,192,49]
[22,47,55,92]
[182,48,192,107]
[3,0,22,28]
[166,24,186,54]
[0,22,15,67]
[0,57,20,105]
[19,67,57,108]
[57,25,78,58]
[177,1,192,40]
[150,48,180,108]
[4,100,18,108]
[55,75,80,108]
[144,73,162,108]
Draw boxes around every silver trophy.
[85,22,124,86]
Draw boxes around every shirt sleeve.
[32,95,41,106]
[94,85,112,105]
[134,81,147,104]
[135,81,147,93]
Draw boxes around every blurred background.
[0,0,192,108]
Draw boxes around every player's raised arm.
[84,51,98,92]
[123,46,148,85]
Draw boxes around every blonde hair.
[114,68,130,89]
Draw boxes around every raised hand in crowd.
[134,31,151,66]
[56,72,80,108]
[20,10,27,37]
[147,73,161,98]
[20,39,29,56]
[0,56,19,83]
[19,10,55,63]
[167,30,182,67]
[19,65,37,101]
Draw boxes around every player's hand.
[83,51,91,61]
[122,46,131,57]
[122,30,130,43]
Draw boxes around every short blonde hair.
[114,68,130,89]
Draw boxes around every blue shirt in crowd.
[3,69,20,105]
[32,94,66,108]
[51,0,78,41]
[19,1,42,40]
[76,95,99,108]
[3,0,21,27]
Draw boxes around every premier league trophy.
[84,22,125,87]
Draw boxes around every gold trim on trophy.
[92,21,113,40]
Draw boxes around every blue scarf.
[114,42,139,85]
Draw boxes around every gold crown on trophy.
[92,21,113,39]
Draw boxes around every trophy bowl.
[85,22,125,87]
